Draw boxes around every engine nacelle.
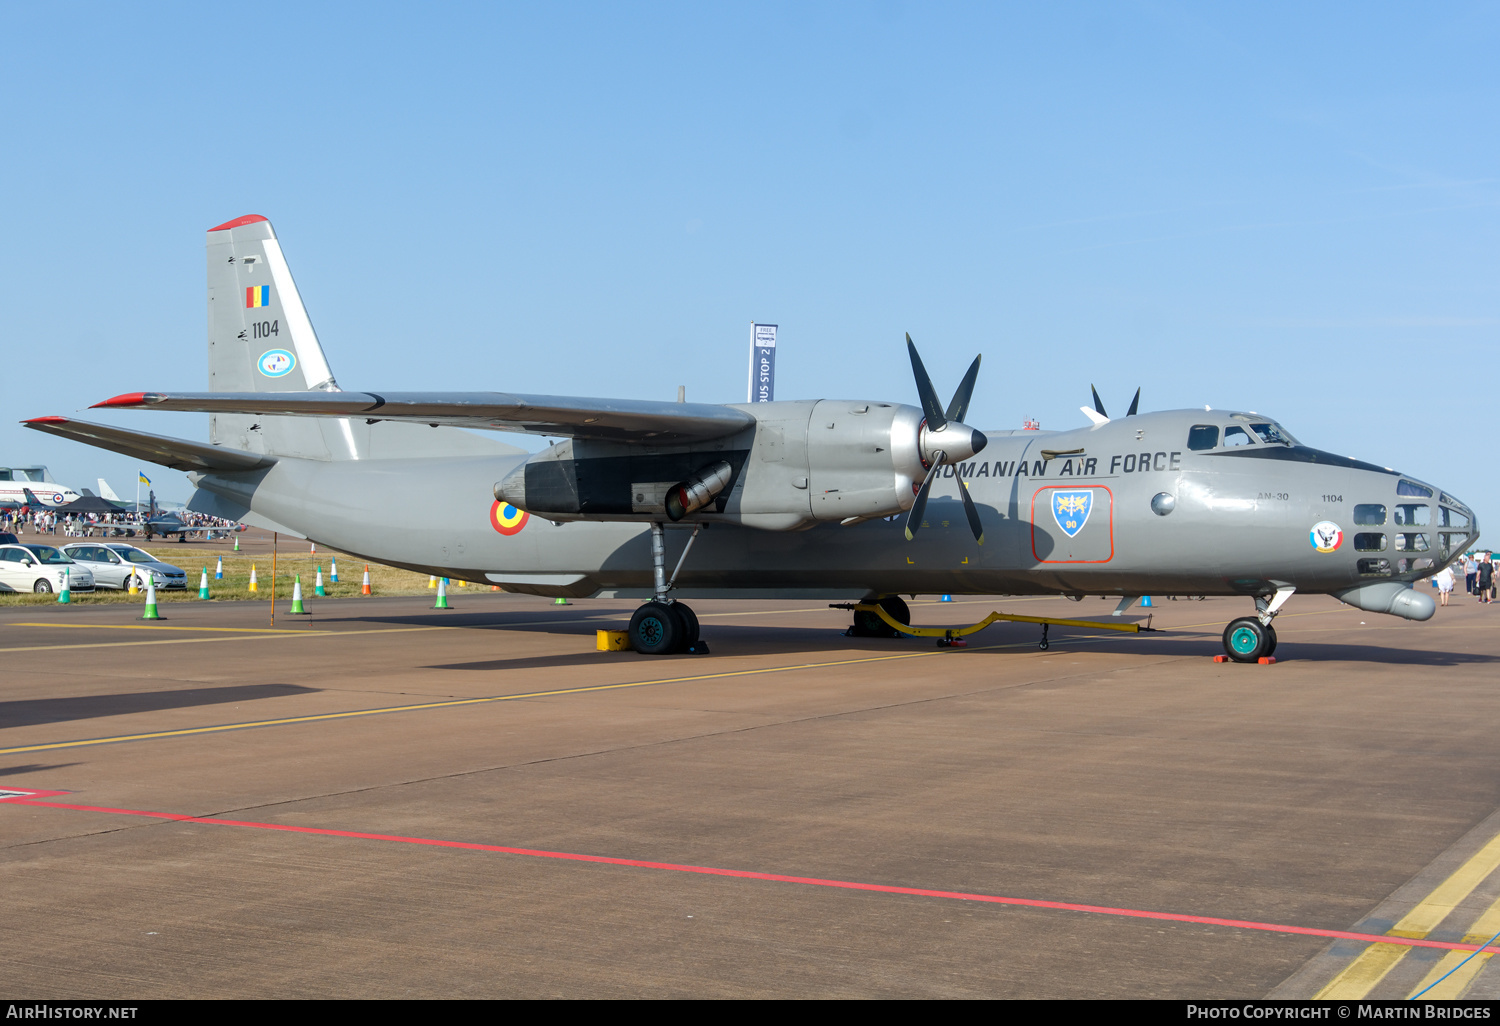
[493,399,935,530]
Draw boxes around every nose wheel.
[1222,618,1277,662]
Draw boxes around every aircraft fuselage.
[187,406,1478,604]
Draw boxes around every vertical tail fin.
[204,215,527,462]
[97,478,121,502]
[206,215,358,459]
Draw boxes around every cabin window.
[1187,426,1218,451]
[1441,533,1468,558]
[1353,504,1386,526]
[1399,558,1434,572]
[1358,558,1391,576]
[1395,533,1430,552]
[1354,533,1387,552]
[1222,426,1253,447]
[1394,504,1430,527]
[1397,480,1433,498]
[1440,507,1469,529]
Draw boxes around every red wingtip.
[207,214,269,232]
[91,392,155,408]
[22,416,69,425]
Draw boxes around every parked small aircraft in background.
[0,467,80,509]
[24,215,1481,660]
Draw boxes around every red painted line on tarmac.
[8,792,1500,956]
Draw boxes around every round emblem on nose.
[1309,521,1343,553]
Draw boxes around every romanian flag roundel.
[490,501,528,536]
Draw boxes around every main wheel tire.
[629,602,684,655]
[673,603,700,650]
[1263,625,1278,657]
[878,595,911,630]
[1222,617,1270,662]
[33,579,52,594]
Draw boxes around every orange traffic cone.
[361,565,372,595]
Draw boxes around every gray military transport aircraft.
[24,215,1482,661]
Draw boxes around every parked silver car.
[0,544,95,593]
[59,543,187,590]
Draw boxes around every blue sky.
[3,3,1497,525]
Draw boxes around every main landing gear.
[627,523,709,655]
[1220,586,1295,662]
[845,595,910,638]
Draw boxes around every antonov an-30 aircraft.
[25,215,1482,661]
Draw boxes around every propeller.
[1088,385,1141,419]
[903,334,988,544]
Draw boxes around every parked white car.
[59,543,188,590]
[0,544,95,593]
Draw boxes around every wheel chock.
[1213,655,1229,663]
[1258,656,1276,665]
[685,640,711,655]
[596,630,630,652]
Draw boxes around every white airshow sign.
[748,322,777,403]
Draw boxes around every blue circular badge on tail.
[258,349,296,378]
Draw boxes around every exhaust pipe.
[666,461,734,521]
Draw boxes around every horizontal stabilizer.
[22,417,276,473]
[93,391,756,444]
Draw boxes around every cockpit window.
[1394,504,1430,527]
[1222,426,1254,447]
[1248,422,1296,445]
[1440,507,1470,529]
[1397,480,1433,498]
[1187,425,1219,451]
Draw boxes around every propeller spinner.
[904,334,988,544]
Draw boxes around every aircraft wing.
[93,391,757,444]
[22,417,277,473]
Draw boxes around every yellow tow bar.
[842,602,1150,650]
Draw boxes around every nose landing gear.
[1222,618,1277,662]
[1220,585,1295,662]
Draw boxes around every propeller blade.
[904,452,945,541]
[956,471,985,544]
[1126,387,1140,417]
[906,334,947,432]
[944,354,982,424]
[1090,385,1108,418]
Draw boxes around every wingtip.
[91,392,160,408]
[22,416,69,425]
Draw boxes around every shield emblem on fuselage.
[1052,491,1093,538]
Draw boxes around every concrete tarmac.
[1,590,1498,998]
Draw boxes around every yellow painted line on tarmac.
[1316,828,1500,999]
[0,639,1084,756]
[1407,888,1500,999]
[10,622,323,634]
